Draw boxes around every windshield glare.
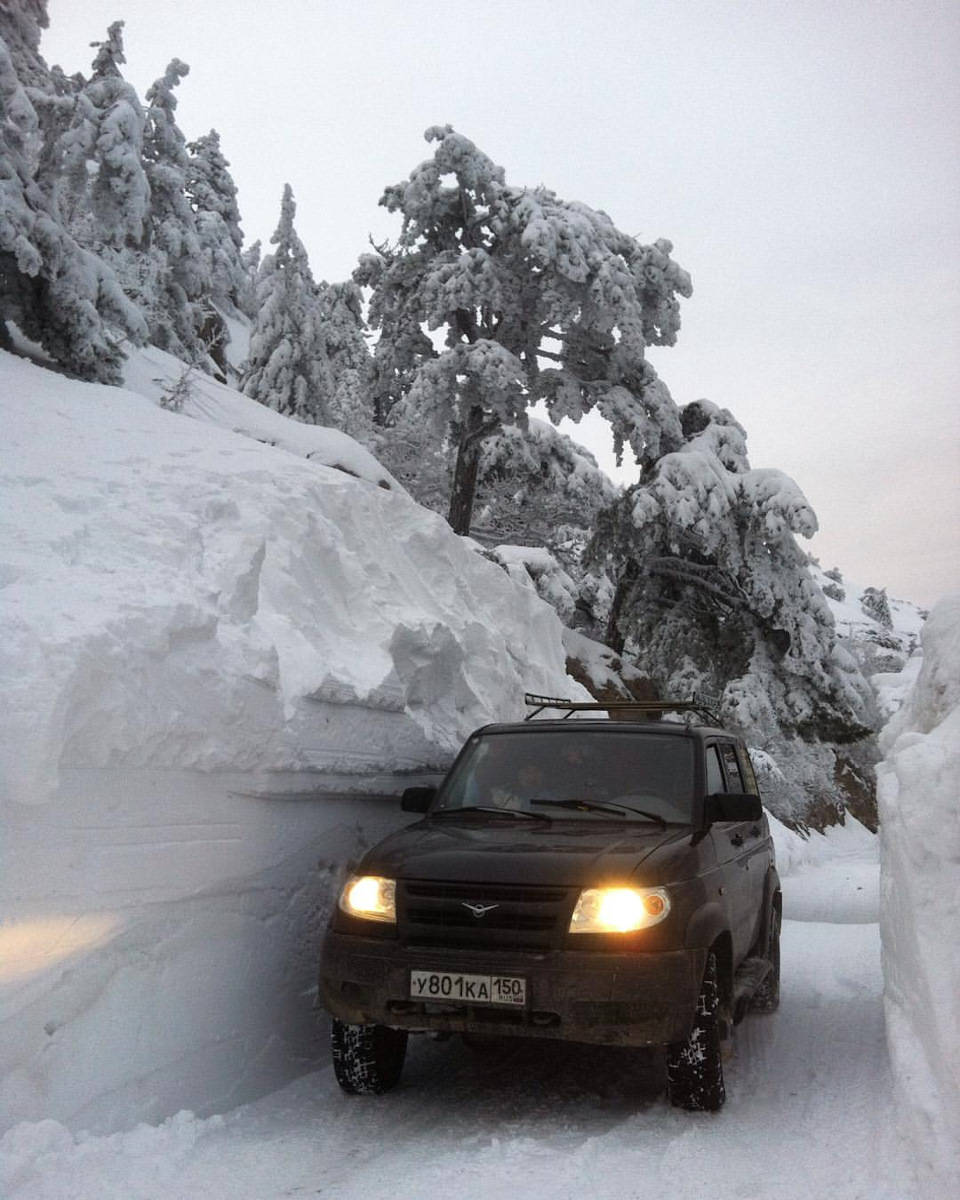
[435,730,695,823]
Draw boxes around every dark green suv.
[319,698,781,1111]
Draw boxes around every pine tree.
[589,398,872,749]
[241,184,331,422]
[359,125,692,534]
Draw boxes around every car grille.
[399,880,573,952]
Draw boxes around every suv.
[319,697,781,1111]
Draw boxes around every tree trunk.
[605,559,639,654]
[447,404,488,536]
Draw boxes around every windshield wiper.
[433,805,550,821]
[530,798,667,825]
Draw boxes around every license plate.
[410,970,526,1007]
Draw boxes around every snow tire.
[331,1018,408,1095]
[750,904,781,1013]
[666,951,726,1112]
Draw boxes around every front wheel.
[666,952,726,1111]
[331,1019,408,1094]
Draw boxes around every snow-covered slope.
[0,349,585,1133]
[877,595,960,1193]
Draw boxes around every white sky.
[42,0,960,608]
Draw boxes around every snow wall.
[0,352,584,1134]
[877,595,960,1193]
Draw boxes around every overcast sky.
[42,0,959,608]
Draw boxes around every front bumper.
[320,930,706,1047]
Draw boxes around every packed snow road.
[1,845,924,1199]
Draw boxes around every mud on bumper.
[320,931,706,1047]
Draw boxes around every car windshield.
[434,729,695,823]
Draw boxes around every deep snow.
[0,348,585,1133]
[1,347,957,1197]
[1,844,923,1200]
[877,597,960,1194]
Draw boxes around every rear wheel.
[331,1019,408,1094]
[666,952,726,1111]
[750,904,781,1013]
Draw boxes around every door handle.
[730,833,744,847]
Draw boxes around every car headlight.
[569,886,670,933]
[339,875,397,923]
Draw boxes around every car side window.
[737,746,760,795]
[719,744,744,792]
[706,745,725,794]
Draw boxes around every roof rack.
[523,692,722,727]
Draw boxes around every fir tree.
[0,34,145,380]
[186,129,245,314]
[138,58,206,359]
[53,22,149,250]
[241,184,331,422]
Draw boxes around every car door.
[708,741,764,961]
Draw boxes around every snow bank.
[0,350,584,1133]
[877,595,960,1193]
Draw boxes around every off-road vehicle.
[319,696,781,1111]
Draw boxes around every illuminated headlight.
[338,875,397,923]
[569,886,670,933]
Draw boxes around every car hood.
[360,815,698,888]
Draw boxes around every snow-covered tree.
[137,58,206,359]
[51,22,149,250]
[861,586,893,630]
[0,0,49,89]
[241,184,331,421]
[186,129,244,313]
[237,237,260,319]
[315,278,374,441]
[473,418,618,548]
[0,34,145,380]
[359,125,692,535]
[590,399,872,751]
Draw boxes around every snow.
[0,850,922,1199]
[0,348,584,1134]
[0,346,955,1197]
[877,595,960,1194]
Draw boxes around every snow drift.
[0,349,583,1133]
[877,595,960,1193]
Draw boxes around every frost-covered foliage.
[0,0,48,88]
[186,130,244,320]
[360,125,691,533]
[0,31,146,380]
[861,585,893,630]
[51,22,149,251]
[315,279,375,441]
[473,418,618,546]
[135,58,207,360]
[590,398,873,818]
[241,184,331,422]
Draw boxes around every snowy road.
[2,848,925,1199]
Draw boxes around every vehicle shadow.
[401,1032,666,1122]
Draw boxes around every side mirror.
[703,792,763,823]
[401,785,437,813]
